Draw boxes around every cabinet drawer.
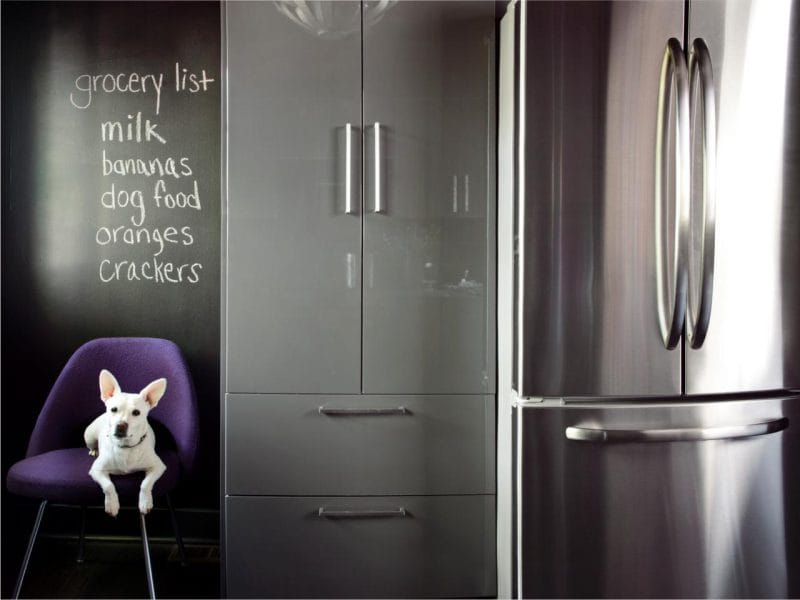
[225,495,497,598]
[225,394,495,495]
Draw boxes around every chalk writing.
[101,112,167,144]
[70,62,215,284]
[71,72,165,114]
[174,62,215,93]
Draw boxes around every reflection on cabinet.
[226,0,495,396]
[226,0,362,394]
[362,1,496,394]
[224,1,496,597]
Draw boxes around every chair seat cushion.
[6,448,180,504]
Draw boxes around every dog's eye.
[110,407,118,413]
[132,409,141,416]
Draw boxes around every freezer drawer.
[225,394,495,495]
[515,396,800,598]
[225,495,497,598]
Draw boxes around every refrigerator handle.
[565,417,788,443]
[655,38,690,350]
[686,39,717,349]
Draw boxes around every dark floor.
[17,537,220,599]
[7,504,220,599]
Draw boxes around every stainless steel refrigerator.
[506,0,800,597]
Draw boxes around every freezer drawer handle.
[565,417,788,443]
[317,507,408,519]
[686,38,717,349]
[318,406,409,416]
[655,38,690,350]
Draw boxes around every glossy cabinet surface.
[226,1,362,394]
[224,1,497,596]
[362,1,496,394]
[226,393,495,495]
[226,495,497,599]
[227,0,495,396]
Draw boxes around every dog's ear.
[99,369,120,402]
[140,378,167,409]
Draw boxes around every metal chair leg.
[13,500,48,599]
[139,512,157,600]
[165,494,188,566]
[76,505,87,563]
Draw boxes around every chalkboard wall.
[1,0,221,577]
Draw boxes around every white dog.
[84,369,167,517]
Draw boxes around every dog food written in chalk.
[68,62,217,285]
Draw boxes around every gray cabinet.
[226,393,496,496]
[362,1,496,394]
[226,495,497,599]
[224,1,496,597]
[226,0,495,396]
[226,0,362,394]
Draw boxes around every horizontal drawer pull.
[318,406,410,416]
[565,417,789,443]
[317,507,409,519]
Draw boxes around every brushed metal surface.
[687,38,717,350]
[515,1,684,398]
[226,1,362,394]
[565,416,788,442]
[515,396,800,598]
[686,0,800,394]
[655,38,691,351]
[226,495,497,598]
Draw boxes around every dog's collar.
[117,433,147,449]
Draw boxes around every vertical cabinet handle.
[655,38,690,350]
[345,123,355,214]
[687,38,717,349]
[452,175,458,213]
[374,122,383,213]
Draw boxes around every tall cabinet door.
[226,1,362,393]
[362,1,496,394]
[685,0,800,395]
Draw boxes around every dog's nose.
[114,422,129,437]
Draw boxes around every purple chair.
[6,337,199,599]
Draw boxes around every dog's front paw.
[88,448,98,457]
[139,491,153,515]
[105,492,120,517]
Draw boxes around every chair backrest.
[26,338,199,476]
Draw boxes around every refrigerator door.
[514,396,800,598]
[514,1,684,398]
[685,0,800,394]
